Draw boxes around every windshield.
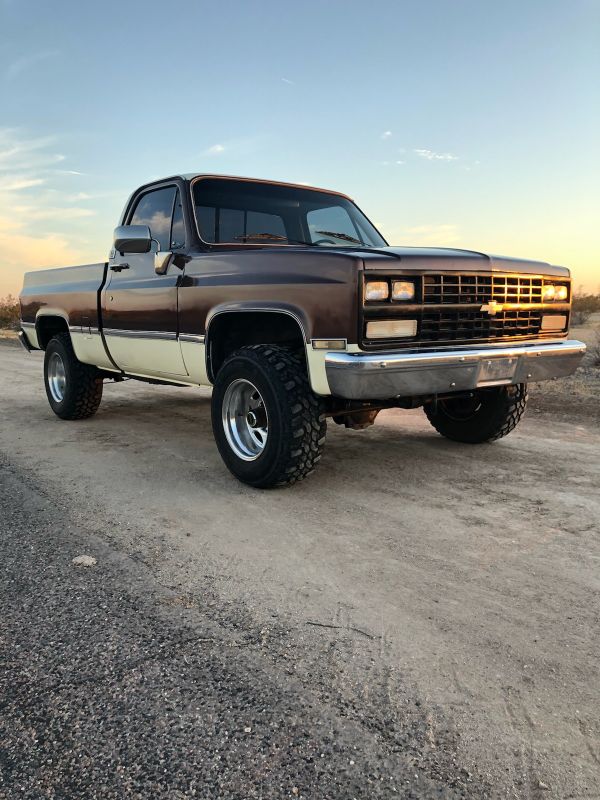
[192,178,387,248]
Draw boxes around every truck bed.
[20,262,108,331]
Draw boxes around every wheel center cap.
[246,410,258,427]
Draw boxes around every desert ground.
[0,323,598,799]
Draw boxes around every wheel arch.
[205,305,310,382]
[35,311,70,350]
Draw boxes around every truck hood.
[356,246,569,278]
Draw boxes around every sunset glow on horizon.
[1,0,598,298]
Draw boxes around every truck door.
[102,184,188,377]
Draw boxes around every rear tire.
[44,333,103,420]
[424,384,528,443]
[211,345,327,488]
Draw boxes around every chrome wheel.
[222,379,269,461]
[47,352,67,403]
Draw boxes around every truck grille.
[420,309,542,343]
[361,272,569,348]
[423,274,543,305]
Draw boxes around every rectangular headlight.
[366,319,417,338]
[364,280,389,301]
[543,284,569,302]
[391,280,415,301]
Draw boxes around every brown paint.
[19,176,572,359]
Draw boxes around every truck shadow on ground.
[84,387,514,489]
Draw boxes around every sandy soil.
[529,318,600,422]
[0,337,598,798]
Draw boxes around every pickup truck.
[19,174,586,487]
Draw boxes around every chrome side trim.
[325,339,587,400]
[179,333,205,344]
[20,321,35,329]
[68,325,100,335]
[103,328,178,341]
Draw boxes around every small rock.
[291,789,299,796]
[244,726,252,733]
[538,780,550,790]
[72,555,97,567]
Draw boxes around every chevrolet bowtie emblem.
[480,300,503,315]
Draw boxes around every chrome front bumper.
[325,339,587,400]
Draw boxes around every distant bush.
[571,293,600,326]
[591,333,600,369]
[0,295,20,329]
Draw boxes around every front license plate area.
[476,356,518,387]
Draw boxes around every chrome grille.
[420,309,543,343]
[423,274,543,305]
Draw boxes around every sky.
[1,0,599,298]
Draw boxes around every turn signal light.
[366,320,417,338]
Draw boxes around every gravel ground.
[0,457,480,799]
[0,337,599,799]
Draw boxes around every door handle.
[110,263,130,272]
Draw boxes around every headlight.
[364,280,389,301]
[391,280,415,301]
[543,283,568,302]
[555,285,568,301]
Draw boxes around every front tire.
[424,384,528,443]
[211,345,327,488]
[44,333,103,420]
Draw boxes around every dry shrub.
[0,295,20,329]
[591,333,600,368]
[571,293,600,326]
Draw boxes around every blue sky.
[1,0,598,295]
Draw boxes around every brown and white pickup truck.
[19,174,586,487]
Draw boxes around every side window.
[307,205,364,245]
[170,190,185,249]
[130,187,176,252]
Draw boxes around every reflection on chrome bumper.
[325,339,587,400]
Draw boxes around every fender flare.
[204,302,311,382]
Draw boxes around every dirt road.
[1,339,598,798]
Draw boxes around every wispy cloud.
[281,77,294,85]
[5,50,59,80]
[204,143,226,156]
[381,130,392,139]
[414,148,458,162]
[0,129,98,295]
[0,176,45,191]
[14,205,95,221]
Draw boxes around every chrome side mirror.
[154,251,173,275]
[113,224,152,254]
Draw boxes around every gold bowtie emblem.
[480,300,503,315]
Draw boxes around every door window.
[170,190,186,249]
[130,187,177,252]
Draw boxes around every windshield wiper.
[233,232,311,245]
[315,230,363,245]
